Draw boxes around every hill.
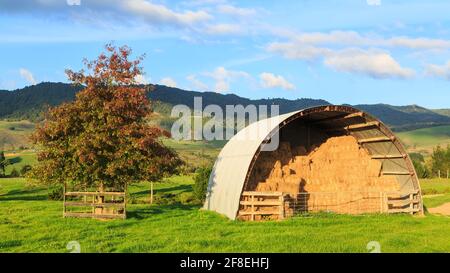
[1,82,450,131]
[433,109,450,117]
[397,125,450,154]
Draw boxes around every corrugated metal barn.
[204,105,423,221]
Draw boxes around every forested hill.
[1,82,449,131]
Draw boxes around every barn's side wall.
[203,112,297,220]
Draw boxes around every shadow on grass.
[7,157,22,165]
[127,204,200,220]
[0,188,48,201]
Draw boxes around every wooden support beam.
[346,121,380,130]
[381,171,413,175]
[310,112,364,124]
[358,136,393,144]
[239,210,281,216]
[387,199,420,206]
[371,154,406,159]
[240,201,282,206]
[324,120,380,133]
[242,191,283,197]
[387,207,420,214]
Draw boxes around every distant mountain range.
[1,82,449,131]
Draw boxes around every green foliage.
[20,165,32,176]
[430,145,450,177]
[0,151,7,177]
[29,45,182,190]
[410,152,429,178]
[9,168,20,178]
[193,166,212,203]
[47,185,64,201]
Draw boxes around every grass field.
[0,177,449,253]
[0,120,35,151]
[397,125,450,154]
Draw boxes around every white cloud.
[186,75,209,91]
[425,61,450,80]
[0,0,212,29]
[19,68,37,85]
[259,72,295,90]
[204,23,244,35]
[217,4,256,17]
[367,0,381,6]
[121,0,212,27]
[268,31,450,52]
[204,66,250,92]
[160,77,177,88]
[134,74,150,84]
[324,49,415,79]
[267,43,332,60]
[266,31,429,79]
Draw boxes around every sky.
[0,0,450,108]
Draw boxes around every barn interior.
[241,107,420,217]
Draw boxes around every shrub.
[48,185,64,201]
[20,165,32,176]
[178,192,197,205]
[154,193,178,205]
[193,166,212,203]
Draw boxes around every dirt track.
[429,203,450,216]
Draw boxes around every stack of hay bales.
[250,135,400,214]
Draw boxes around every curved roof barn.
[204,105,423,220]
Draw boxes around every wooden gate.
[238,191,285,221]
[63,191,126,219]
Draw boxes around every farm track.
[428,202,450,216]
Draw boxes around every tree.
[0,151,9,177]
[430,145,450,178]
[29,44,182,193]
[193,166,212,203]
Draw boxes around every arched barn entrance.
[204,105,423,221]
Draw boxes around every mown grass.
[1,178,449,253]
[420,178,450,195]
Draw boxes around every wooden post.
[63,182,66,217]
[379,192,383,213]
[124,183,127,219]
[150,182,154,204]
[409,193,414,215]
[447,169,449,179]
[251,194,255,221]
[438,170,441,179]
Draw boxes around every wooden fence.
[63,191,126,219]
[238,190,421,221]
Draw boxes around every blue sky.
[1,0,450,108]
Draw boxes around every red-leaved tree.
[30,44,182,192]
